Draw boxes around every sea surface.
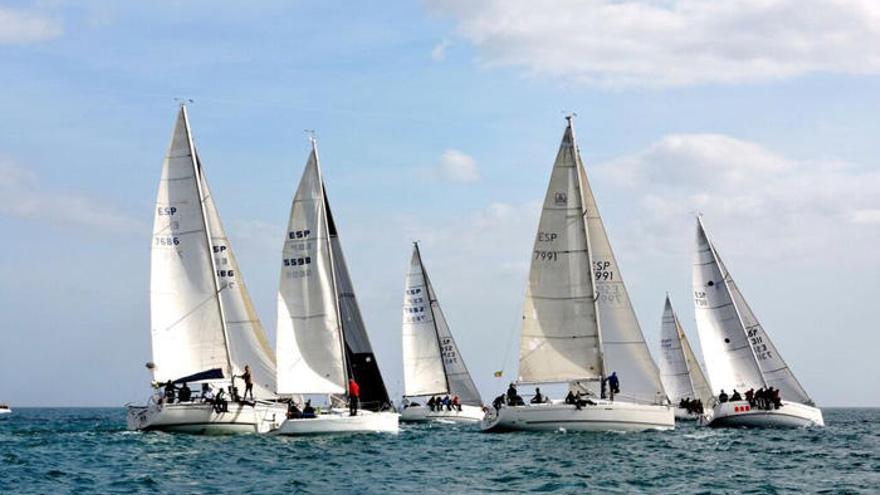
[0,407,877,494]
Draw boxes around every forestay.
[150,107,230,384]
[518,120,603,384]
[577,126,666,405]
[275,142,347,395]
[198,161,277,399]
[694,218,812,405]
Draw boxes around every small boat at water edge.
[658,296,713,422]
[399,242,484,424]
[268,136,398,436]
[126,105,285,433]
[693,217,824,428]
[481,115,673,433]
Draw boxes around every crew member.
[348,378,360,416]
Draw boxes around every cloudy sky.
[1,0,877,406]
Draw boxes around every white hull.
[707,400,824,428]
[0,407,11,415]
[269,409,399,435]
[127,401,287,434]
[481,400,674,432]
[399,404,484,423]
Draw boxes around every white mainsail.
[518,118,603,384]
[402,246,447,397]
[402,244,482,405]
[150,107,231,384]
[275,140,347,395]
[198,159,277,398]
[693,217,813,404]
[660,296,712,405]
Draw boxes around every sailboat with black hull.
[127,106,286,434]
[399,243,484,423]
[693,217,823,427]
[659,296,712,420]
[267,137,398,435]
[481,116,673,433]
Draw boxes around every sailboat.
[399,242,484,423]
[127,106,286,434]
[267,137,398,435]
[0,404,11,415]
[659,296,712,420]
[693,217,824,427]
[481,116,674,432]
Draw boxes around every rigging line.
[495,316,520,397]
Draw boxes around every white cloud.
[593,134,880,263]
[428,0,880,87]
[0,7,62,44]
[437,149,480,182]
[431,38,451,61]
[0,159,142,233]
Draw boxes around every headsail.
[198,159,276,399]
[518,117,603,384]
[659,296,712,405]
[325,195,392,410]
[150,107,230,384]
[576,121,667,405]
[693,218,812,404]
[402,243,482,406]
[275,141,347,395]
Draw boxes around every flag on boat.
[494,370,503,378]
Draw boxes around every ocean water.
[0,408,877,494]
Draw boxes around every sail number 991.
[534,250,558,262]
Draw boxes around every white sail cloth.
[693,218,812,405]
[518,122,602,384]
[150,107,277,397]
[402,248,447,397]
[402,244,482,406]
[659,296,712,405]
[518,117,666,405]
[275,142,347,395]
[150,108,229,384]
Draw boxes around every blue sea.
[0,408,877,494]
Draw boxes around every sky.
[1,0,878,407]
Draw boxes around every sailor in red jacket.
[348,378,360,416]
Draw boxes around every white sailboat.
[693,217,824,428]
[659,295,712,420]
[481,116,674,433]
[268,137,398,435]
[127,106,286,434]
[399,243,484,423]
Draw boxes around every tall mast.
[413,242,451,394]
[312,136,352,384]
[698,215,767,388]
[571,114,607,381]
[181,104,234,380]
